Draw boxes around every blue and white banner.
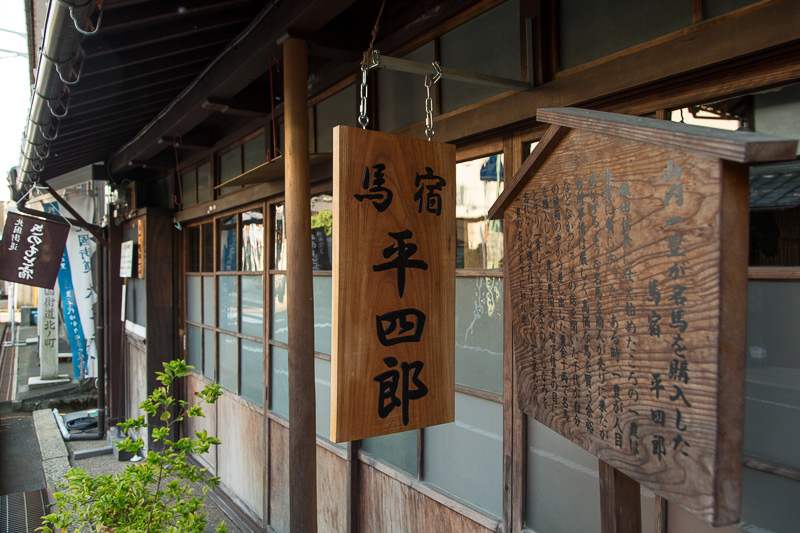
[44,198,98,378]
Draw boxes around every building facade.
[11,1,800,531]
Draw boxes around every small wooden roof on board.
[488,107,798,220]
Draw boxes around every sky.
[0,1,31,202]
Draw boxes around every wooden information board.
[489,108,797,525]
[331,126,455,443]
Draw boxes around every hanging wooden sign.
[0,211,70,289]
[488,108,797,526]
[331,126,456,443]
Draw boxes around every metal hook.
[67,0,104,36]
[48,95,70,119]
[40,120,60,141]
[56,51,85,86]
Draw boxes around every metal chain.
[424,62,443,141]
[358,50,380,129]
[358,64,370,128]
[424,76,434,140]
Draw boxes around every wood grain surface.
[331,126,456,443]
[501,123,747,525]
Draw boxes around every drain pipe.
[16,0,97,192]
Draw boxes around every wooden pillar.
[599,459,642,533]
[283,37,318,533]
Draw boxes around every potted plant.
[40,360,228,533]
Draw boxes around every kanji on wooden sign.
[331,126,456,443]
[489,107,797,526]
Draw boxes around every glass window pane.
[455,277,503,393]
[315,86,357,153]
[242,209,264,271]
[739,467,800,532]
[183,168,197,207]
[186,276,202,324]
[423,393,502,517]
[243,134,266,172]
[270,345,289,418]
[275,204,286,269]
[202,223,214,272]
[218,215,238,271]
[526,417,601,532]
[218,276,237,332]
[271,274,288,343]
[378,43,434,133]
[745,280,800,469]
[456,155,504,269]
[197,163,212,204]
[310,194,333,270]
[313,276,332,355]
[241,275,263,338]
[361,430,418,476]
[202,276,214,327]
[203,329,215,380]
[559,0,691,70]
[187,324,202,371]
[187,226,200,272]
[241,339,263,405]
[440,0,521,113]
[219,147,241,182]
[314,357,334,441]
[219,333,238,393]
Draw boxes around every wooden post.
[599,460,641,533]
[283,37,318,533]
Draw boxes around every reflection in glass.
[188,226,200,272]
[526,417,601,532]
[202,223,214,272]
[271,275,288,343]
[202,277,214,327]
[241,339,263,405]
[271,346,289,418]
[183,168,197,207]
[203,329,215,380]
[313,276,332,355]
[310,194,333,270]
[218,276,237,332]
[745,281,800,469]
[314,357,340,445]
[274,204,286,270]
[456,155,504,269]
[362,430,418,475]
[243,134,266,172]
[423,393,502,517]
[455,277,503,393]
[197,163,212,204]
[186,276,201,324]
[187,324,202,370]
[218,215,237,271]
[241,276,263,338]
[219,333,238,393]
[242,209,264,271]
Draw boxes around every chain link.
[358,65,369,128]
[424,62,442,141]
[424,75,434,141]
[358,50,380,129]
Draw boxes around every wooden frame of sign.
[331,125,456,443]
[488,108,797,526]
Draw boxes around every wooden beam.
[284,37,317,533]
[599,460,642,533]
[202,97,270,118]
